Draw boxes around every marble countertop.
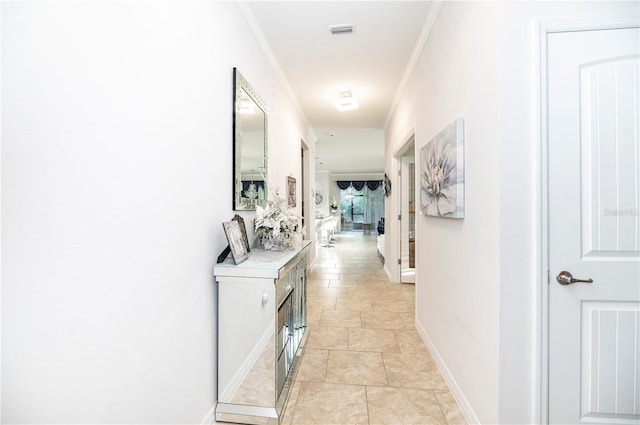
[214,240,311,279]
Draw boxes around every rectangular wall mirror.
[233,68,268,210]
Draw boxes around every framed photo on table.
[232,214,250,253]
[222,221,249,264]
[287,176,296,207]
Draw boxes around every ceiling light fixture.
[328,24,356,35]
[334,91,359,112]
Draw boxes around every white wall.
[388,5,502,421]
[413,3,502,423]
[1,1,311,423]
[385,1,639,424]
[385,96,416,281]
[314,170,331,218]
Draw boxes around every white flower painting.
[420,118,465,218]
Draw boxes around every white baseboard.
[383,263,392,281]
[200,405,216,425]
[415,319,481,425]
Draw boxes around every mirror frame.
[233,68,268,211]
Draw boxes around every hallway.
[281,231,467,424]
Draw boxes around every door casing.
[391,129,417,283]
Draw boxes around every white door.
[401,155,416,283]
[548,27,640,424]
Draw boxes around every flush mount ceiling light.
[334,91,359,112]
[328,24,356,35]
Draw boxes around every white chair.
[320,217,338,247]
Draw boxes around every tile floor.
[280,230,467,425]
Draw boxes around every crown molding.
[235,1,313,133]
[383,1,443,131]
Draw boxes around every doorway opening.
[399,138,416,284]
[401,155,416,283]
[301,140,311,241]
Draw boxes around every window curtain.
[363,185,384,227]
[337,181,384,227]
[337,181,351,190]
[337,180,382,191]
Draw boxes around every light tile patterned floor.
[281,231,467,425]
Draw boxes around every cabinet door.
[218,278,276,407]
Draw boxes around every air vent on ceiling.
[329,24,356,35]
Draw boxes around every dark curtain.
[366,181,381,191]
[241,180,265,192]
[336,180,382,190]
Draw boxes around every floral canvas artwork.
[420,118,465,218]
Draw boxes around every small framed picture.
[383,173,391,197]
[222,221,249,264]
[287,176,296,207]
[232,214,250,253]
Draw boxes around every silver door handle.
[556,271,593,285]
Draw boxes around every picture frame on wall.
[222,221,249,264]
[420,117,465,218]
[287,176,296,207]
[383,173,391,197]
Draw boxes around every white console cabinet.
[214,241,311,425]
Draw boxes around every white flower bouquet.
[254,189,301,250]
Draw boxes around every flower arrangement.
[254,188,302,250]
[329,196,339,213]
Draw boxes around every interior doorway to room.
[400,155,416,283]
[301,140,311,241]
[400,141,416,284]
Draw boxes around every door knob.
[556,271,593,285]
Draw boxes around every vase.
[260,235,286,250]
[259,232,300,251]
